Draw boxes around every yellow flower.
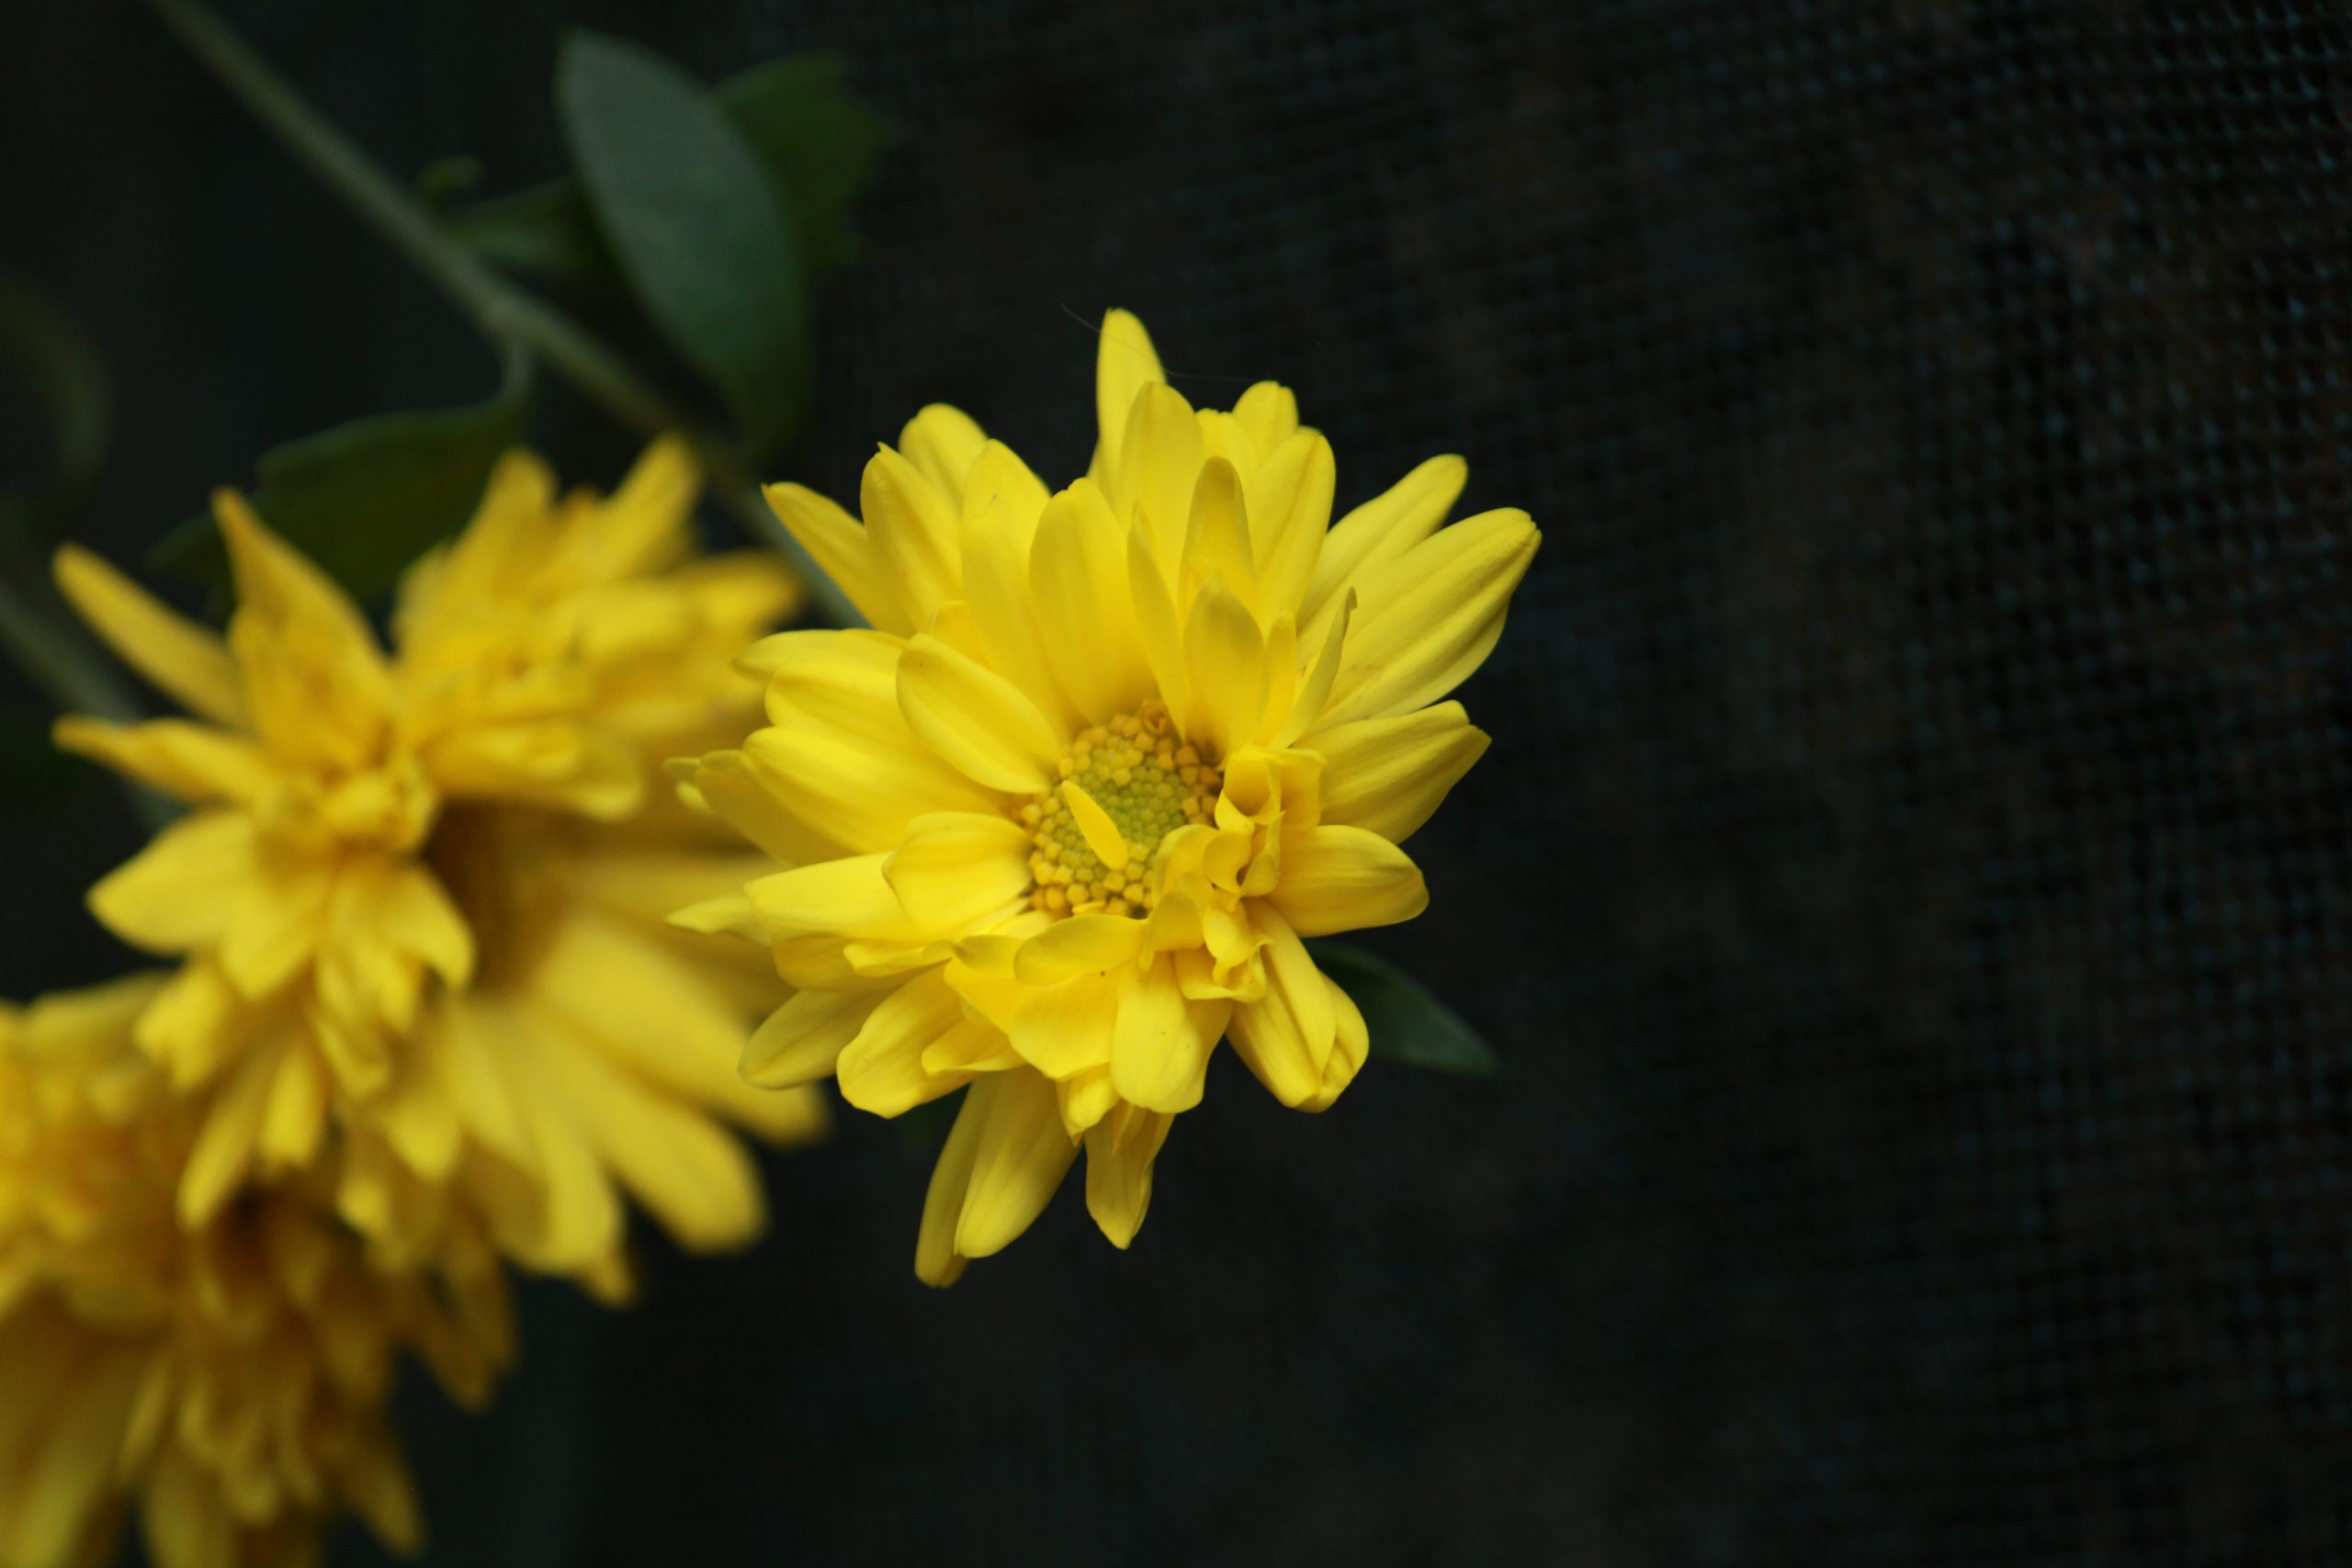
[687,310,1538,1282]
[0,974,509,1568]
[53,439,826,1292]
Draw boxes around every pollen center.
[1020,700,1220,919]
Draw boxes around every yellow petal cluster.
[689,311,1538,1282]
[54,438,826,1292]
[0,974,508,1568]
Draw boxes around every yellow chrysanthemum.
[52,438,826,1291]
[0,974,508,1568]
[686,310,1538,1283]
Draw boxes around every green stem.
[141,0,858,628]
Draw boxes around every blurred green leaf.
[712,52,895,277]
[0,275,112,538]
[558,32,807,450]
[414,153,486,212]
[152,365,527,602]
[446,51,888,294]
[443,178,624,286]
[1310,942,1500,1076]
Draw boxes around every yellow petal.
[86,811,254,953]
[837,969,972,1116]
[53,544,245,726]
[178,1045,277,1224]
[882,811,1035,932]
[754,627,910,743]
[1058,782,1130,871]
[52,716,276,805]
[383,863,474,985]
[1317,509,1540,728]
[1306,702,1491,843]
[1125,524,1191,736]
[1244,431,1335,617]
[1114,382,1202,575]
[961,448,1079,733]
[1225,909,1339,1107]
[862,445,963,627]
[1268,825,1429,936]
[898,403,989,510]
[1231,380,1299,456]
[1007,972,1120,1078]
[1013,913,1148,986]
[763,481,910,634]
[8,1339,144,1567]
[1111,958,1227,1113]
[691,747,844,866]
[1272,588,1356,748]
[952,1068,1078,1260]
[1083,1104,1173,1248]
[1093,308,1165,478]
[748,854,913,941]
[742,720,998,856]
[1300,454,1468,639]
[915,1086,988,1287]
[742,987,887,1089]
[1182,579,1266,763]
[1028,479,1154,725]
[1300,972,1370,1113]
[1181,457,1256,612]
[896,632,1063,793]
[1057,1065,1119,1137]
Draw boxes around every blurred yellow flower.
[0,974,508,1568]
[53,439,825,1292]
[687,310,1538,1283]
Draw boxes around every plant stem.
[141,0,858,628]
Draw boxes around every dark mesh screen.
[16,1,2352,1563]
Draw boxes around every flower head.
[691,311,1538,1282]
[54,439,826,1291]
[0,974,508,1568]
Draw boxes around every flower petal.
[862,445,963,628]
[1306,702,1491,844]
[1317,509,1540,728]
[838,969,974,1117]
[952,1069,1079,1260]
[86,811,255,953]
[898,403,989,511]
[897,633,1063,793]
[1182,579,1267,763]
[1014,913,1148,986]
[1083,1103,1174,1248]
[1301,454,1468,641]
[1111,958,1228,1113]
[742,987,887,1089]
[1008,973,1120,1078]
[1245,431,1336,618]
[1225,909,1339,1108]
[764,482,910,634]
[742,720,999,856]
[1114,382,1204,576]
[53,545,246,727]
[1181,457,1257,611]
[1030,479,1154,725]
[1268,825,1429,937]
[1093,308,1166,479]
[51,716,276,806]
[754,627,911,743]
[883,811,1035,931]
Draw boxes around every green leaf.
[151,366,527,603]
[558,32,808,450]
[0,275,111,537]
[1310,942,1500,1076]
[442,178,624,287]
[713,52,895,277]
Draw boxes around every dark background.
[9,1,2352,1562]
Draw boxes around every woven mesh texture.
[15,0,2352,1562]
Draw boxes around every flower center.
[1020,700,1220,919]
[424,804,571,989]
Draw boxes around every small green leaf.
[713,52,895,277]
[0,275,111,537]
[442,179,623,286]
[558,32,808,450]
[151,366,527,603]
[1310,942,1500,1076]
